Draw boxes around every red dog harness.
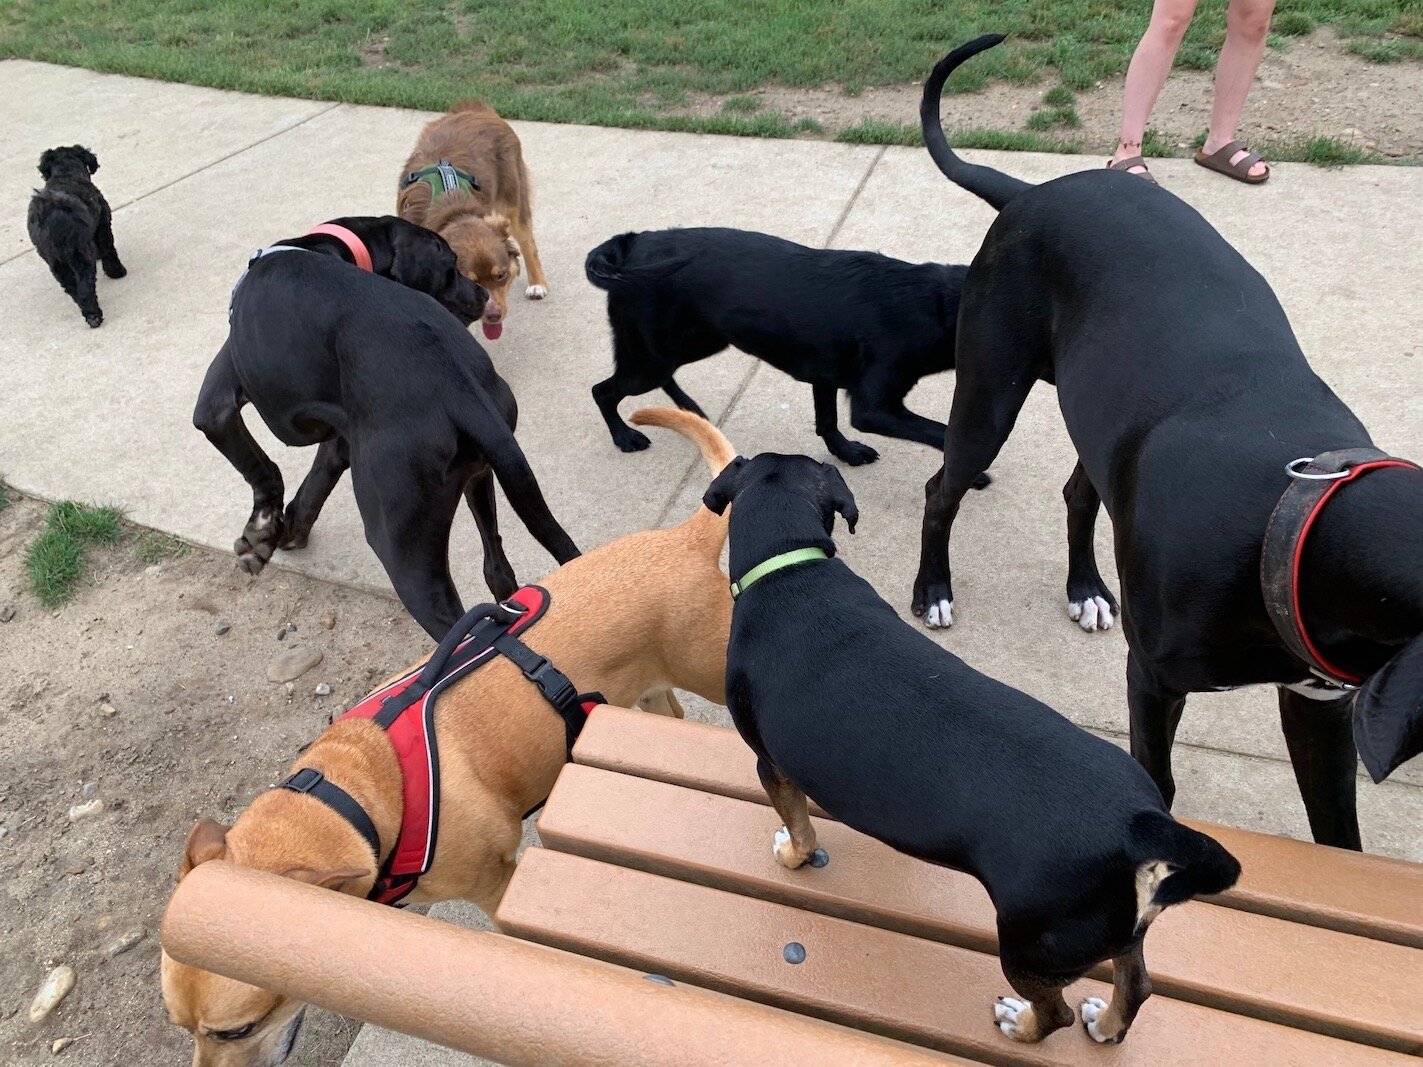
[1261,448,1421,686]
[305,223,374,272]
[277,586,602,905]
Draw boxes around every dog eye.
[209,1022,256,1041]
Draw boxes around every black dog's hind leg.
[280,437,350,551]
[193,351,285,574]
[1063,461,1119,631]
[756,758,820,870]
[847,383,991,488]
[1278,687,1362,850]
[593,369,656,452]
[463,468,518,601]
[350,455,466,639]
[813,382,878,465]
[911,375,1034,628]
[1127,653,1188,806]
[1080,941,1151,1044]
[661,377,708,419]
[994,958,1076,1044]
[50,257,103,328]
[96,209,126,279]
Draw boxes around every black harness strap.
[276,767,381,863]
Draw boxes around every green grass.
[836,119,1082,153]
[0,0,1415,146]
[133,530,192,565]
[1263,134,1387,165]
[1026,105,1081,131]
[0,479,9,513]
[24,501,124,607]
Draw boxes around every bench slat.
[574,707,1423,949]
[499,848,1416,1066]
[538,763,1422,1054]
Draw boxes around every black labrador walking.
[194,215,579,638]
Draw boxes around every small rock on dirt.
[81,782,97,798]
[267,647,323,683]
[67,799,104,822]
[52,1037,74,1053]
[321,613,336,630]
[103,927,146,959]
[144,565,162,577]
[98,702,116,718]
[314,682,332,697]
[214,618,231,636]
[29,964,76,1022]
[0,604,15,622]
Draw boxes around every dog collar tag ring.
[1286,457,1352,482]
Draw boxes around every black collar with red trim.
[1261,448,1422,687]
[275,586,602,905]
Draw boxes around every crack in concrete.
[1,102,344,268]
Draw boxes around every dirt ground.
[0,494,431,1066]
[693,29,1423,159]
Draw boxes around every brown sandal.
[1194,140,1270,184]
[1106,155,1157,185]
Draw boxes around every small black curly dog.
[27,146,126,328]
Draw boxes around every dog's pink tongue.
[482,321,504,341]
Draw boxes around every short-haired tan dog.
[162,409,733,1066]
[396,100,549,342]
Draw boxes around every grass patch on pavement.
[133,531,192,565]
[0,0,1415,148]
[25,501,124,607]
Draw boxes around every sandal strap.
[1107,155,1149,172]
[1211,139,1248,160]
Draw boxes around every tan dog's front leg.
[510,213,548,299]
[636,689,686,719]
[756,758,820,869]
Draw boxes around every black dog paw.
[1066,579,1120,632]
[911,576,954,628]
[614,428,652,453]
[104,262,127,279]
[84,311,103,328]
[831,439,879,466]
[971,470,992,490]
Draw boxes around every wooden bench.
[495,706,1423,1065]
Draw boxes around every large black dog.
[586,227,983,473]
[27,146,126,327]
[707,453,1239,1047]
[195,215,579,639]
[912,36,1423,850]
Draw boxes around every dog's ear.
[820,463,859,534]
[486,214,522,268]
[702,456,749,515]
[281,866,373,893]
[37,149,56,180]
[1353,631,1423,783]
[79,147,99,174]
[180,818,229,878]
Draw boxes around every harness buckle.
[526,659,578,710]
[281,767,326,793]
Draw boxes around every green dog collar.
[730,547,828,600]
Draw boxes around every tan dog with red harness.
[161,408,733,1066]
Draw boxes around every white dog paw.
[1080,996,1112,1042]
[925,599,954,629]
[773,826,790,857]
[525,284,547,300]
[994,997,1033,1041]
[772,826,808,869]
[1068,596,1114,632]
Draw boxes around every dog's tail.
[584,232,639,291]
[921,35,1033,211]
[1131,811,1241,927]
[630,408,737,547]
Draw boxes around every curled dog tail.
[629,408,737,548]
[584,232,640,291]
[1131,811,1241,925]
[921,35,1033,211]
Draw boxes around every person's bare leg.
[1112,0,1201,173]
[1202,0,1275,177]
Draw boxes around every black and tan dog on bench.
[910,35,1423,850]
[195,215,579,639]
[705,452,1240,1046]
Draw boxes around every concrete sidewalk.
[2,60,1420,1067]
